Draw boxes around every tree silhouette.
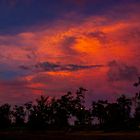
[27,96,49,129]
[105,95,132,130]
[51,91,74,128]
[134,77,140,128]
[0,86,138,131]
[24,101,33,125]
[106,103,122,129]
[0,104,11,128]
[134,93,140,129]
[92,100,108,128]
[12,105,26,126]
[73,87,89,126]
[117,95,132,122]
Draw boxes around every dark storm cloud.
[107,60,139,82]
[19,61,103,72]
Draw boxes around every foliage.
[0,77,139,131]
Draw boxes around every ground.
[0,130,140,140]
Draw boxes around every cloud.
[86,31,107,43]
[0,77,45,104]
[19,61,103,72]
[19,65,30,70]
[107,60,139,82]
[60,36,78,55]
[0,1,139,104]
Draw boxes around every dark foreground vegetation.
[0,77,140,139]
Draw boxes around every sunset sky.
[0,0,140,104]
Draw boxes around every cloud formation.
[107,60,139,82]
[0,0,139,104]
[20,62,103,72]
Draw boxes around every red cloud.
[0,12,139,103]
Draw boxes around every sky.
[0,0,140,104]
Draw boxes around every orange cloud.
[0,14,139,103]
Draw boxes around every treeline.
[0,78,140,131]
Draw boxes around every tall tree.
[27,96,49,129]
[52,91,74,128]
[0,104,11,128]
[117,95,132,122]
[105,95,132,130]
[106,103,122,129]
[73,87,90,126]
[134,77,140,126]
[92,100,108,128]
[12,105,26,126]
